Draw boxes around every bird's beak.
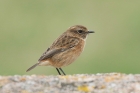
[88,31,95,33]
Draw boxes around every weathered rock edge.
[0,73,140,93]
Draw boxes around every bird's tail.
[26,63,39,72]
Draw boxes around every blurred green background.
[0,0,140,75]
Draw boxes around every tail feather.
[26,63,39,72]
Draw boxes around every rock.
[0,73,140,93]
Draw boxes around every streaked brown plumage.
[26,25,94,75]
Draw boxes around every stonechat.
[26,25,94,75]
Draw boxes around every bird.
[26,25,94,75]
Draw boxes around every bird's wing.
[38,36,80,62]
[38,47,74,62]
[38,48,63,61]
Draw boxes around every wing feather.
[38,36,80,62]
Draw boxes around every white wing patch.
[39,60,50,66]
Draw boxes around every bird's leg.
[59,68,66,75]
[56,68,61,75]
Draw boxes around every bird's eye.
[77,30,83,34]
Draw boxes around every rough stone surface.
[0,73,140,93]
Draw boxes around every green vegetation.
[0,1,140,75]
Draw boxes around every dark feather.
[26,63,39,72]
[38,48,63,61]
